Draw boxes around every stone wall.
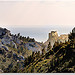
[58,34,68,43]
[49,31,58,40]
[44,31,68,48]
[48,31,58,47]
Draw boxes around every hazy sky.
[0,1,75,28]
[0,1,75,42]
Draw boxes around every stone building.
[44,31,68,48]
[48,31,58,47]
[58,34,68,43]
[49,31,58,40]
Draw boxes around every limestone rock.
[0,27,10,38]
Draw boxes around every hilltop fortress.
[44,31,68,47]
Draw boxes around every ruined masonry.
[44,31,68,47]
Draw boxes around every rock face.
[44,31,68,48]
[24,42,42,53]
[0,27,44,72]
[0,27,43,53]
[0,27,10,38]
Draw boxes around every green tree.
[42,48,46,55]
[47,42,52,51]
[37,51,40,57]
[53,41,59,48]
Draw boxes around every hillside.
[0,27,75,73]
[18,27,75,73]
[0,27,43,73]
[18,41,75,73]
[18,42,72,73]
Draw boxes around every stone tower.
[49,31,58,40]
[48,31,58,47]
[44,30,68,49]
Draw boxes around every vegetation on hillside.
[18,29,75,73]
[0,27,75,73]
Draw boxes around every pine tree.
[53,41,59,48]
[69,28,75,49]
[17,33,20,38]
[37,51,40,58]
[42,48,46,55]
[47,42,52,51]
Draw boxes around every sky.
[0,1,75,28]
[0,1,75,42]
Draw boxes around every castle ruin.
[44,31,68,48]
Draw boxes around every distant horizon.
[0,1,75,42]
[1,25,74,42]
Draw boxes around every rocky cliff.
[0,27,43,72]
